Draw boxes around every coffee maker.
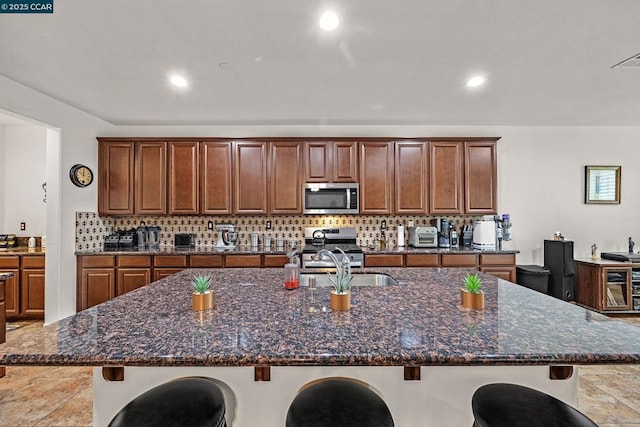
[215,223,238,249]
[436,218,450,248]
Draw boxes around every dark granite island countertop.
[2,267,640,367]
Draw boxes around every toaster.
[408,227,438,248]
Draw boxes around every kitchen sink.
[299,272,398,287]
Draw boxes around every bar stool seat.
[286,378,394,427]
[108,377,227,427]
[472,383,597,427]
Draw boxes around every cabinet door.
[201,141,232,214]
[602,268,631,311]
[168,141,199,214]
[364,254,404,267]
[117,268,151,296]
[333,141,358,182]
[135,142,167,214]
[359,142,394,214]
[153,268,184,281]
[234,141,268,214]
[98,140,134,215]
[465,141,497,214]
[429,141,464,214]
[1,269,19,318]
[395,141,428,214]
[480,267,515,282]
[225,255,262,267]
[80,268,115,310]
[304,142,331,182]
[269,141,303,214]
[20,269,45,316]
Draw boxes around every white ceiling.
[1,0,640,126]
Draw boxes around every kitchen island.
[2,267,640,425]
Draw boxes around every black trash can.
[516,265,551,294]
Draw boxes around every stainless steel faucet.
[312,247,350,275]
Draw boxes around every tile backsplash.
[75,212,483,251]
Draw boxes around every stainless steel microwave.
[303,183,359,215]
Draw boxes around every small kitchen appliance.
[214,223,238,249]
[148,225,161,249]
[301,227,363,268]
[472,217,497,250]
[174,233,195,248]
[0,234,16,249]
[136,222,148,249]
[408,226,438,248]
[437,218,451,248]
[303,183,359,215]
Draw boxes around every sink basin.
[299,272,398,287]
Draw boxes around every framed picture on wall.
[585,165,621,204]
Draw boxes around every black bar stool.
[108,377,227,427]
[472,383,597,427]
[286,378,394,427]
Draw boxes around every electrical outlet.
[380,220,387,230]
[20,222,26,231]
[266,220,272,230]
[207,221,214,230]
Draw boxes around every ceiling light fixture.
[319,11,340,31]
[466,76,486,88]
[169,75,188,88]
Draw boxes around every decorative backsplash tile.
[75,212,483,251]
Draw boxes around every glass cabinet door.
[603,268,631,311]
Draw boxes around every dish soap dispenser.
[284,250,300,290]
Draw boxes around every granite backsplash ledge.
[75,212,485,252]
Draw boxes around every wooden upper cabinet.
[201,141,232,215]
[168,141,199,214]
[395,141,428,214]
[429,141,464,214]
[359,141,394,214]
[465,141,497,214]
[135,142,167,215]
[98,140,135,215]
[304,142,331,182]
[333,141,358,182]
[234,141,268,214]
[304,141,357,183]
[269,141,303,214]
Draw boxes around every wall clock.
[69,164,94,187]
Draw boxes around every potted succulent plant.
[327,250,354,311]
[192,274,215,311]
[461,272,484,309]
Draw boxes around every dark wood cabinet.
[359,142,394,214]
[201,141,232,214]
[575,260,640,314]
[117,268,151,295]
[169,141,199,214]
[464,141,497,214]
[365,254,404,267]
[135,142,167,214]
[429,141,464,214]
[77,255,116,311]
[395,141,428,214]
[234,141,268,214]
[189,255,223,268]
[304,141,358,183]
[0,255,44,319]
[225,255,262,268]
[98,141,135,215]
[479,254,515,282]
[269,141,303,214]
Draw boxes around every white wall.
[2,72,640,322]
[0,75,114,324]
[3,126,47,236]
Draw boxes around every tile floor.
[1,319,640,426]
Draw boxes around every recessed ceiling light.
[467,76,486,88]
[319,11,340,31]
[169,75,188,88]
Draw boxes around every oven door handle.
[303,261,362,268]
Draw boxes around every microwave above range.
[303,183,359,215]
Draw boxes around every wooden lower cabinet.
[441,254,477,267]
[225,255,262,268]
[479,254,516,282]
[154,268,185,281]
[80,268,116,310]
[21,268,45,315]
[264,255,289,268]
[0,255,45,319]
[405,254,439,267]
[117,268,151,295]
[190,255,223,268]
[575,260,640,313]
[365,254,404,267]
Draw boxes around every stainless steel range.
[301,227,363,268]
